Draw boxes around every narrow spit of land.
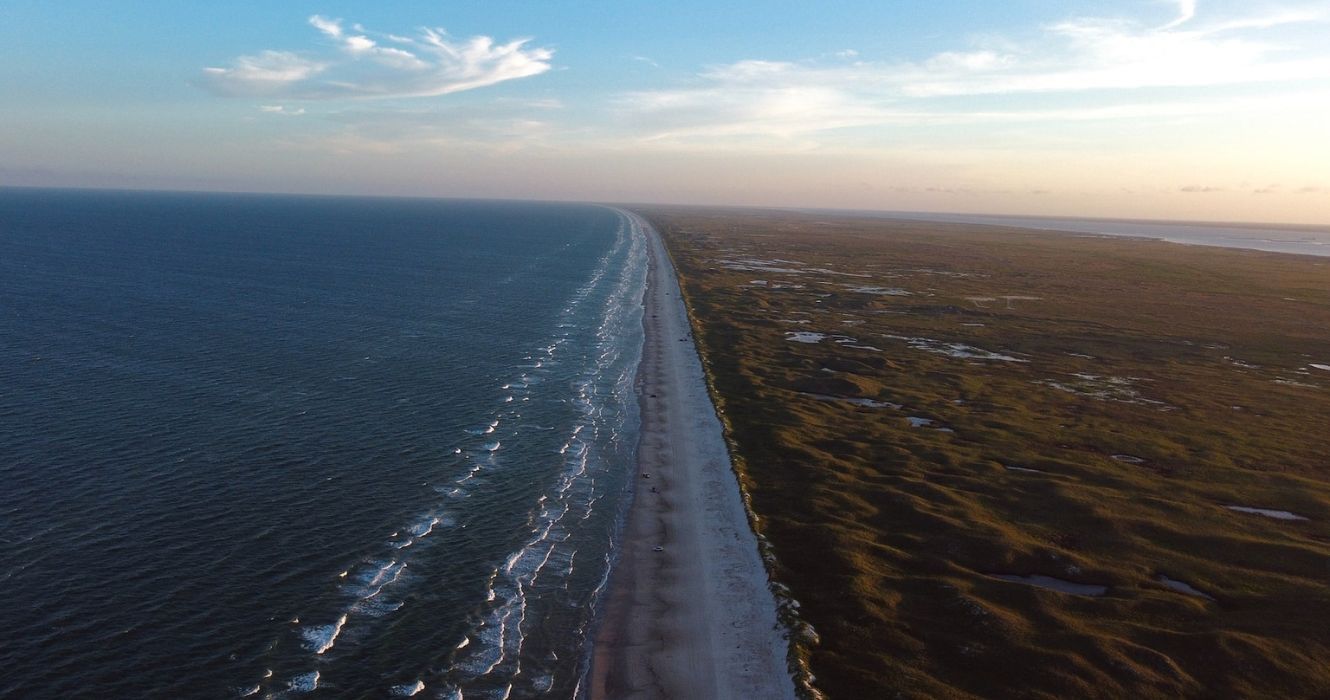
[587,212,795,699]
[639,205,1330,699]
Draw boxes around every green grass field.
[639,206,1330,699]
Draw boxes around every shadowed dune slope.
[639,206,1330,699]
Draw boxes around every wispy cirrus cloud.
[619,2,1330,143]
[273,98,568,155]
[1160,0,1198,30]
[259,105,306,116]
[201,15,552,99]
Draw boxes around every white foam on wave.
[392,514,452,550]
[288,671,320,692]
[302,614,347,654]
[530,673,554,693]
[455,460,483,484]
[391,680,427,696]
[353,560,408,600]
[249,214,648,698]
[465,419,500,435]
[410,516,441,538]
[444,209,649,695]
[455,576,519,677]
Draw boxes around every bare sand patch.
[1225,505,1308,521]
[991,574,1108,596]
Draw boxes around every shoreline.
[586,211,795,699]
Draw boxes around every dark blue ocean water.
[0,189,647,699]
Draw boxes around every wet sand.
[587,212,795,699]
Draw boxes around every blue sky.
[2,0,1328,222]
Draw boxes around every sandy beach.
[587,212,795,699]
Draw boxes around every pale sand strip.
[588,211,795,699]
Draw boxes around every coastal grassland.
[637,207,1330,699]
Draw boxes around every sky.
[2,0,1328,223]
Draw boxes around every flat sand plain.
[587,212,794,699]
[641,206,1330,699]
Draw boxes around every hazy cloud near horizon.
[618,3,1330,143]
[3,1,1327,224]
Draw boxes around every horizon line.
[5,183,1328,232]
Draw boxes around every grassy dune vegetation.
[638,206,1330,699]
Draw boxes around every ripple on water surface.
[0,193,646,698]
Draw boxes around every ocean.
[0,189,648,698]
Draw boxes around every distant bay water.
[819,209,1330,257]
[0,190,647,698]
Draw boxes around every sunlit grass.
[644,207,1330,699]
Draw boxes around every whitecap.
[288,671,320,692]
[530,673,554,693]
[409,516,440,538]
[391,680,426,696]
[302,614,347,654]
[353,560,408,600]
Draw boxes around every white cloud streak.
[619,3,1330,143]
[259,105,306,116]
[201,16,552,99]
[1160,0,1198,30]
